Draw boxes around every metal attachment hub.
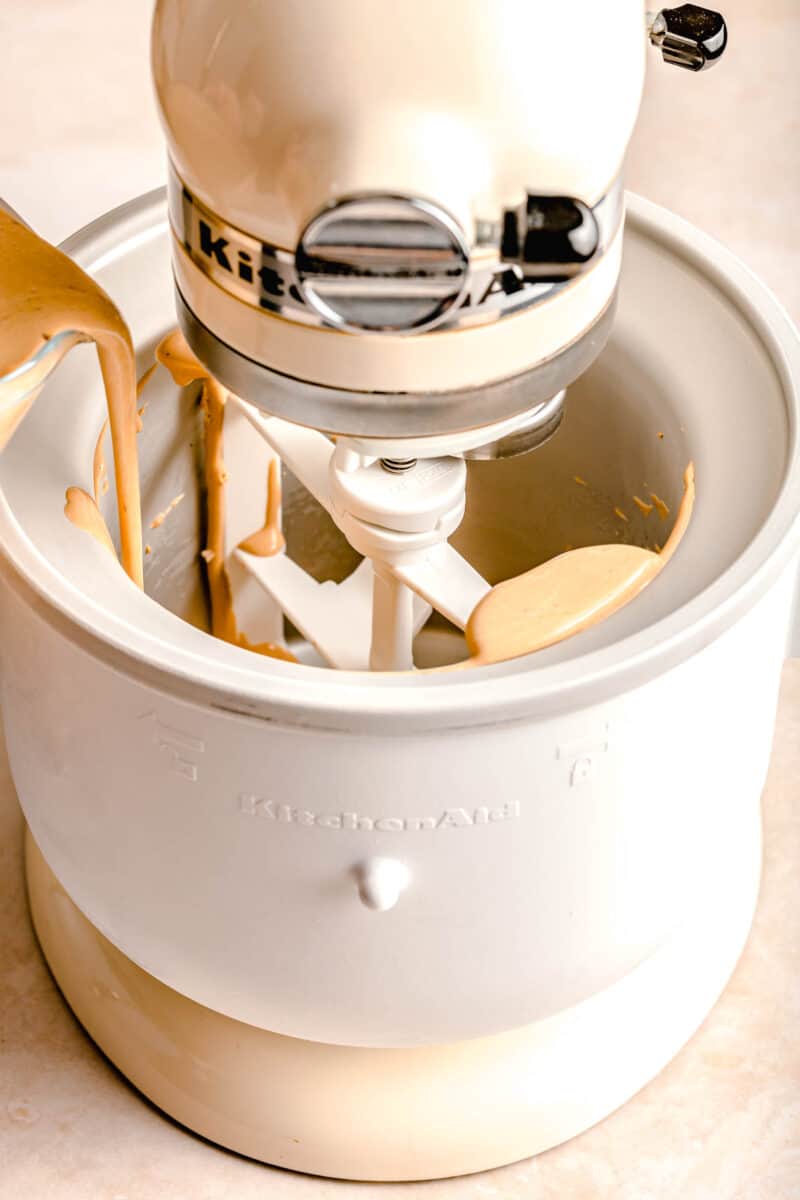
[296,196,471,334]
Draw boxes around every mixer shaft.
[370,567,416,671]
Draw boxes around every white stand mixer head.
[154,0,648,436]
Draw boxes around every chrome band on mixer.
[174,284,617,438]
[168,162,624,336]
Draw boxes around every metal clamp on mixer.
[648,4,728,70]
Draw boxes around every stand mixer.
[154,0,641,674]
[150,0,716,673]
[3,0,800,1183]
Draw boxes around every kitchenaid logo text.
[197,216,290,300]
[171,164,303,316]
[237,794,520,832]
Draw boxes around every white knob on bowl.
[355,858,410,912]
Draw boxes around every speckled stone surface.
[1,1,799,1196]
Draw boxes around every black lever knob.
[500,195,600,284]
[649,5,727,71]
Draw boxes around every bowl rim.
[1,188,799,733]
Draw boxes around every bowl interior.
[0,195,791,679]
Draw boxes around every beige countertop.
[1,1,799,1197]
